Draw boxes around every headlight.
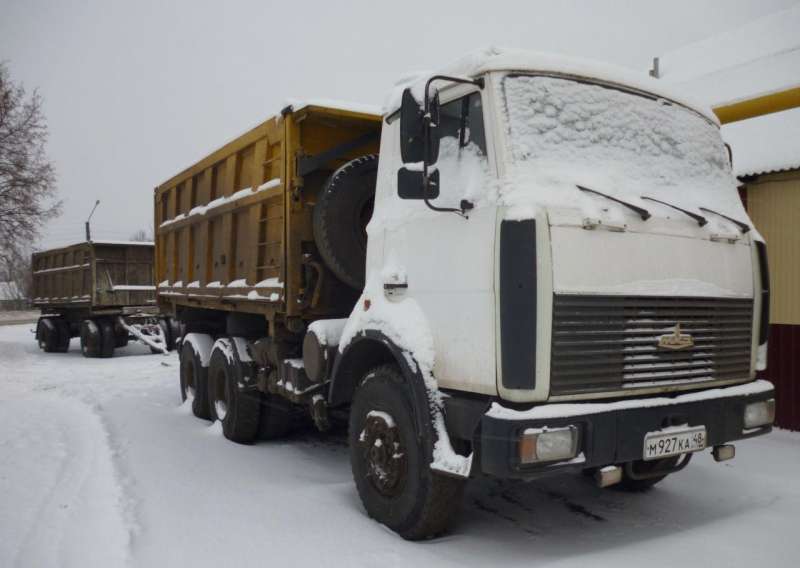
[744,399,775,429]
[519,426,578,464]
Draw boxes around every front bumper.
[480,380,775,479]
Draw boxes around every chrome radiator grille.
[550,295,753,395]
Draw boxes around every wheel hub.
[361,413,407,497]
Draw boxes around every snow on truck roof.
[384,46,717,122]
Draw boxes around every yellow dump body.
[32,241,156,311]
[154,103,382,321]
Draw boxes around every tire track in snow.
[6,395,133,568]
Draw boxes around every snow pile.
[340,274,473,478]
[284,98,381,117]
[159,179,281,228]
[435,136,497,209]
[255,277,282,288]
[498,75,748,224]
[308,318,348,347]
[183,333,214,367]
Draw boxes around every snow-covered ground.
[0,322,798,567]
[0,310,39,325]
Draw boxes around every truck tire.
[97,319,116,358]
[52,318,71,352]
[207,338,261,444]
[615,456,680,492]
[348,364,465,540]
[80,319,102,357]
[37,318,57,352]
[313,154,378,289]
[114,318,129,348]
[168,318,182,351]
[179,338,212,419]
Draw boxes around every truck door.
[383,89,499,396]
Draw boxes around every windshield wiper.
[641,196,707,226]
[699,207,750,233]
[577,185,651,220]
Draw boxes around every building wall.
[743,168,800,430]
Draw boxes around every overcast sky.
[1,0,796,249]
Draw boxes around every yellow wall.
[745,170,800,325]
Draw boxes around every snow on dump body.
[498,75,748,223]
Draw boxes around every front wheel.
[348,364,464,540]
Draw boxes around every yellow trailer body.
[154,104,381,324]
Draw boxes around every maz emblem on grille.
[657,323,695,351]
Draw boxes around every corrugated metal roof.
[723,106,800,178]
[655,6,799,178]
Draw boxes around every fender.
[329,330,472,478]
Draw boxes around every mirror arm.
[421,75,484,216]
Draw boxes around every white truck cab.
[332,48,774,538]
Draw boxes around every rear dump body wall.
[153,105,381,323]
[32,241,156,313]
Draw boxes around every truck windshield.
[499,75,745,220]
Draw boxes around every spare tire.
[313,154,378,289]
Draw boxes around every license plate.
[643,425,706,461]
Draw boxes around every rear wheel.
[159,317,181,351]
[179,336,212,419]
[37,318,57,352]
[52,318,70,352]
[80,319,102,358]
[349,364,465,540]
[207,338,261,444]
[97,319,115,358]
[114,319,129,348]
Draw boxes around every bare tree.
[0,62,60,269]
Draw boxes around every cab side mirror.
[399,88,440,165]
[398,168,439,200]
[400,88,424,163]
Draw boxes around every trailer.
[156,48,775,540]
[32,240,176,357]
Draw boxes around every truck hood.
[547,208,754,299]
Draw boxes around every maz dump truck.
[155,48,775,539]
[32,240,177,357]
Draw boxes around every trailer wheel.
[349,364,465,540]
[80,319,102,357]
[158,317,181,351]
[313,154,378,289]
[37,318,57,352]
[53,318,71,352]
[207,338,261,444]
[97,319,116,358]
[114,319,129,348]
[179,338,211,419]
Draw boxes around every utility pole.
[85,200,100,241]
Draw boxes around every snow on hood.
[384,46,716,122]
